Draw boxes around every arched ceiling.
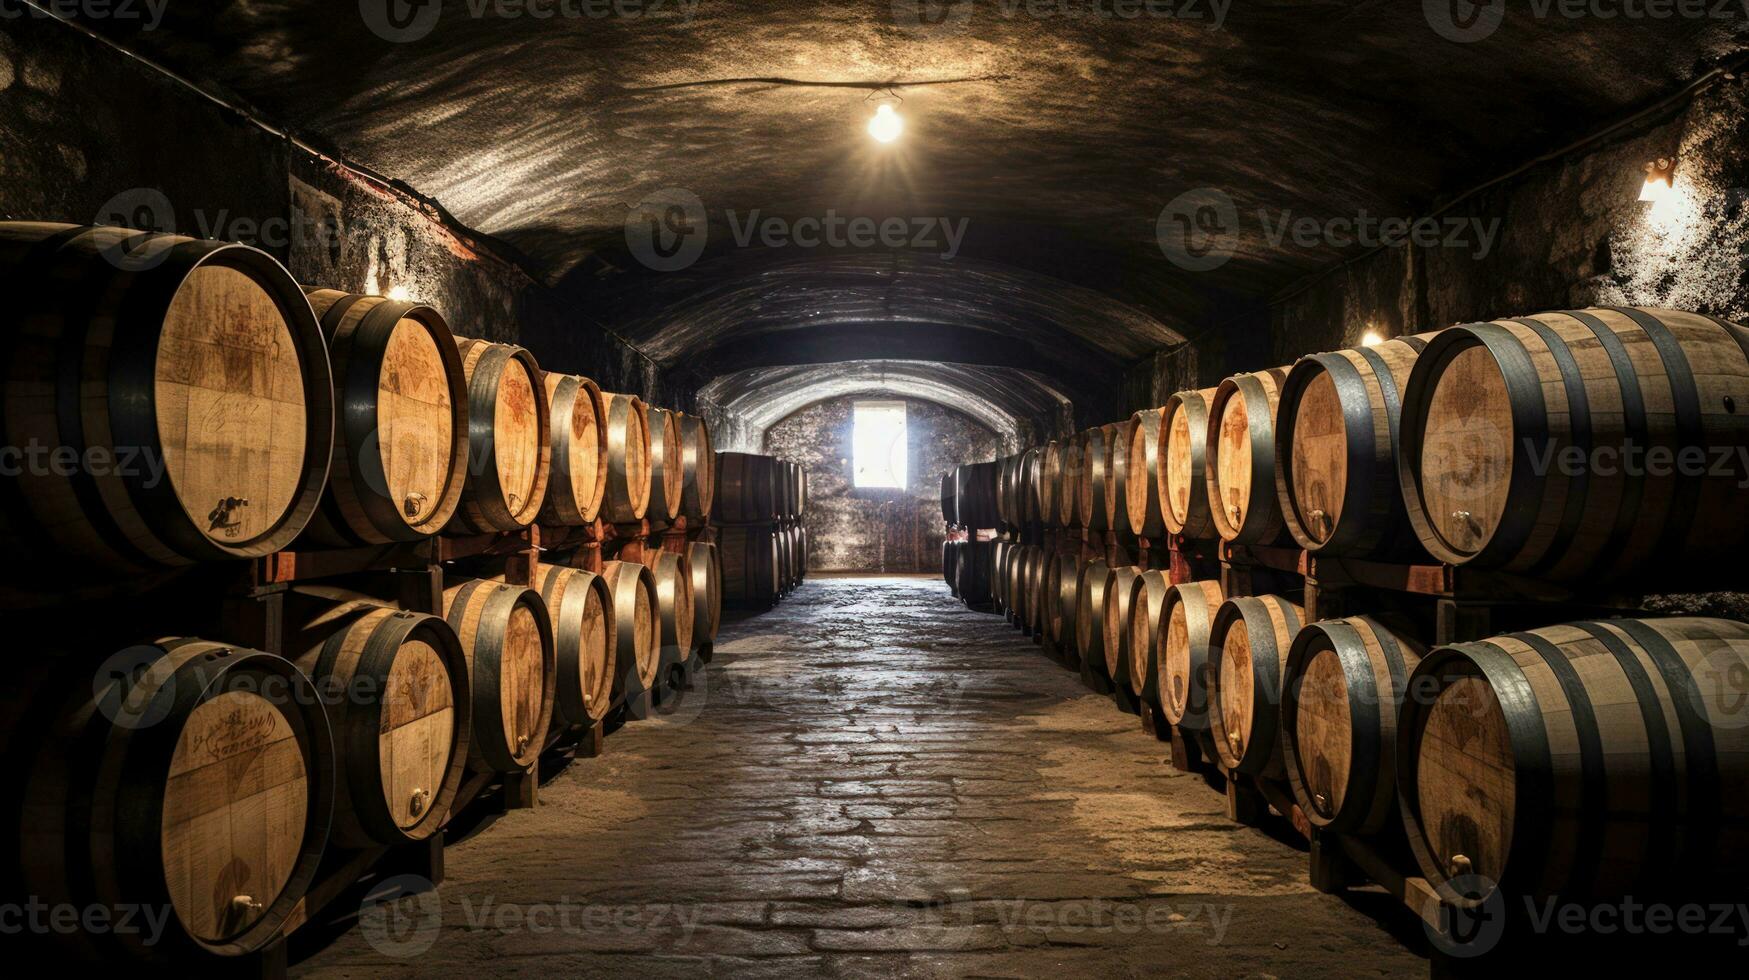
[80,5,1747,436]
[700,360,1072,446]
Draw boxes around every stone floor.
[293,575,1426,978]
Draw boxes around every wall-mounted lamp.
[1639,157,1678,204]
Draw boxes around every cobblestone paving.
[295,575,1424,978]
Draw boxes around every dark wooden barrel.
[1159,387,1219,538]
[1280,615,1426,835]
[597,392,652,524]
[1398,308,1749,583]
[940,472,957,526]
[291,600,468,849]
[1126,569,1171,702]
[1104,417,1136,537]
[719,524,781,608]
[1207,368,1290,544]
[1075,559,1115,673]
[954,461,1001,530]
[943,539,962,596]
[1100,564,1141,685]
[1077,426,1117,530]
[302,289,468,544]
[1059,432,1086,527]
[15,638,333,961]
[1158,579,1225,731]
[1039,440,1063,527]
[443,578,555,771]
[0,223,334,573]
[651,551,696,674]
[600,560,661,696]
[1276,334,1438,557]
[1397,618,1749,906]
[956,539,996,606]
[1019,447,1043,524]
[1046,552,1088,654]
[715,452,778,524]
[1127,408,1168,537]
[993,540,1013,616]
[1023,546,1050,637]
[538,372,609,526]
[452,338,551,532]
[678,413,716,521]
[536,565,615,728]
[1206,594,1305,776]
[688,540,722,650]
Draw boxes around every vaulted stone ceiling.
[89,2,1747,434]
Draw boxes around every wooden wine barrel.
[452,338,550,532]
[302,289,468,544]
[1127,408,1168,538]
[1074,559,1114,673]
[0,223,334,572]
[776,525,795,595]
[1276,334,1437,557]
[291,600,467,848]
[1158,579,1225,731]
[651,551,697,672]
[1280,615,1426,835]
[442,578,555,771]
[642,407,683,524]
[1046,552,1086,651]
[538,373,609,526]
[957,539,996,606]
[796,465,808,518]
[687,540,722,648]
[1206,594,1305,776]
[1077,426,1117,530]
[600,560,661,695]
[1006,544,1033,630]
[1157,387,1219,538]
[16,638,333,961]
[993,540,1013,615]
[1126,569,1171,701]
[1398,308,1749,582]
[1207,368,1289,544]
[940,472,957,526]
[1100,564,1141,684]
[536,565,615,727]
[1019,447,1043,524]
[943,539,962,596]
[716,452,778,524]
[1038,440,1063,527]
[1104,417,1136,537]
[593,392,651,524]
[995,454,1015,527]
[1020,545,1046,637]
[954,461,1001,530]
[719,523,780,608]
[678,413,716,521]
[798,525,810,584]
[1397,617,1749,905]
[1057,434,1085,527]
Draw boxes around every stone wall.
[764,397,1000,573]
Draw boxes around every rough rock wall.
[763,397,1000,573]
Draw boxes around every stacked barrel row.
[0,222,723,965]
[713,452,808,609]
[941,460,1000,606]
[953,306,1749,933]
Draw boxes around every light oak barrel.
[0,222,334,572]
[678,413,716,521]
[302,289,467,544]
[451,338,550,532]
[601,560,661,696]
[1206,594,1306,776]
[291,600,468,849]
[717,523,780,608]
[536,565,615,727]
[1159,387,1219,538]
[1126,569,1171,702]
[645,406,685,524]
[1058,432,1086,527]
[687,540,723,648]
[1207,368,1291,544]
[1276,333,1438,557]
[1074,559,1115,674]
[1127,408,1168,537]
[1101,565,1142,684]
[1038,440,1063,527]
[442,578,555,772]
[1397,307,1749,582]
[538,373,609,526]
[1158,579,1226,730]
[1104,417,1137,537]
[1280,615,1426,835]
[1078,425,1118,530]
[715,452,778,524]
[1046,551,1088,651]
[1397,618,1749,907]
[596,391,652,524]
[651,550,697,672]
[15,639,333,961]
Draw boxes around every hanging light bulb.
[385,285,414,302]
[1639,157,1677,204]
[1360,329,1385,347]
[868,103,903,144]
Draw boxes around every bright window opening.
[853,400,908,489]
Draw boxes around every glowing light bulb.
[386,285,414,302]
[1639,157,1677,204]
[868,104,903,144]
[1361,329,1385,347]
